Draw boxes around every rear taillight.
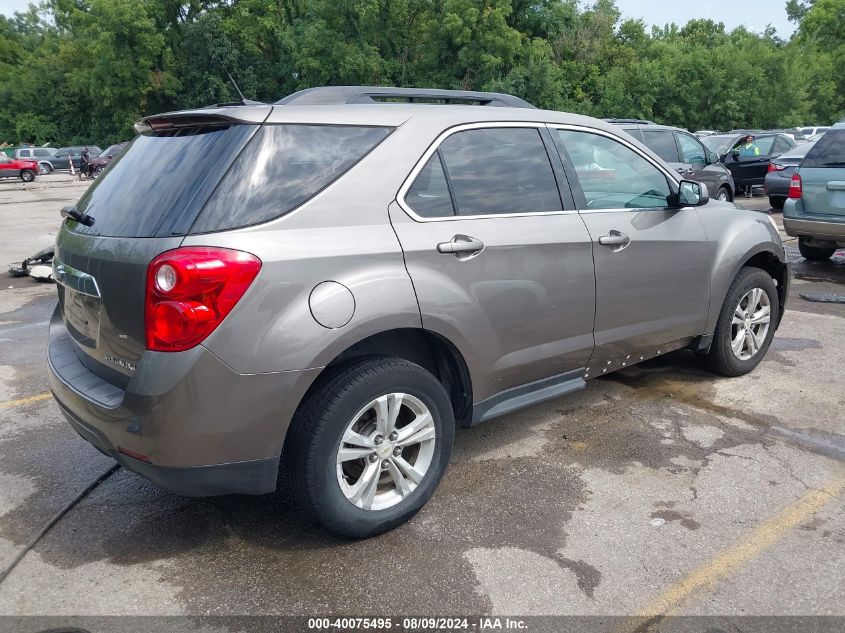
[145,247,261,352]
[788,173,803,199]
[768,163,785,172]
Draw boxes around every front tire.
[706,267,778,377]
[38,163,52,175]
[285,357,455,538]
[798,238,836,261]
[20,169,35,183]
[716,186,732,202]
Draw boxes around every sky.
[0,0,797,38]
[614,0,796,37]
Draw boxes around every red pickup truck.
[0,154,38,182]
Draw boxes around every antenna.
[206,35,248,104]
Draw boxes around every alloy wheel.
[336,393,436,511]
[730,287,771,361]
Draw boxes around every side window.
[437,127,562,215]
[55,150,67,157]
[773,137,791,154]
[753,136,776,156]
[555,129,672,210]
[677,133,706,164]
[405,153,455,218]
[19,149,31,158]
[641,130,680,163]
[33,149,49,157]
[192,124,392,233]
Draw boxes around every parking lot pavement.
[0,183,843,618]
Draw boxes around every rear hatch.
[800,129,845,218]
[53,113,264,386]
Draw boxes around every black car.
[50,145,102,171]
[701,132,796,194]
[764,142,815,210]
[612,122,737,201]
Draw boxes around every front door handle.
[598,230,631,250]
[437,235,485,256]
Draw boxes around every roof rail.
[276,86,536,109]
[603,118,657,125]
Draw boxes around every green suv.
[784,124,845,260]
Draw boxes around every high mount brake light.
[145,247,261,352]
[788,174,803,199]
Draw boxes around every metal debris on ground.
[799,293,845,304]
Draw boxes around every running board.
[467,369,586,427]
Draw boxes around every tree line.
[0,0,842,147]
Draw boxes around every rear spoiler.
[135,106,271,134]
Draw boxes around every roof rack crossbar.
[276,86,535,109]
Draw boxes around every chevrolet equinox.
[48,86,789,537]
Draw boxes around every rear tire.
[706,267,778,377]
[285,357,455,538]
[20,169,35,183]
[768,196,785,210]
[798,238,836,261]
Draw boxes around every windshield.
[701,135,738,155]
[70,124,258,238]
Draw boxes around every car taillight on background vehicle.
[145,247,261,352]
[768,163,785,172]
[789,174,803,199]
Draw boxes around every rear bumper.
[783,217,845,241]
[47,306,321,496]
[58,398,279,496]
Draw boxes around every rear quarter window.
[191,124,392,233]
[802,130,845,168]
[641,130,680,163]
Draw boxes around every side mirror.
[677,180,709,207]
[708,151,720,164]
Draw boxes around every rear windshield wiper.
[60,206,95,227]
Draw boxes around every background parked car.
[764,142,815,210]
[798,126,830,138]
[701,132,796,194]
[615,122,736,201]
[0,153,38,181]
[50,145,102,171]
[89,142,128,177]
[14,147,57,174]
[784,123,845,260]
[694,130,718,137]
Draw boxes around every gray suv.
[611,121,736,201]
[48,87,789,537]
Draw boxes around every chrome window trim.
[547,123,684,215]
[396,121,579,222]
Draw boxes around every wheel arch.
[710,246,788,335]
[293,328,473,429]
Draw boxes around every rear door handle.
[437,235,485,256]
[598,231,631,250]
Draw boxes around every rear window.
[70,125,258,238]
[190,124,392,233]
[802,130,845,168]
